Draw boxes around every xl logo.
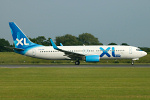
[16,38,29,46]
[100,47,121,57]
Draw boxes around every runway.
[0,64,150,68]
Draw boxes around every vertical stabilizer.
[9,22,34,49]
[9,22,41,55]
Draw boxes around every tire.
[75,61,80,65]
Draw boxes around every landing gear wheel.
[131,60,134,65]
[75,61,80,65]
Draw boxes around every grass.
[0,67,150,100]
[0,52,150,64]
[0,52,72,64]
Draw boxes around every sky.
[0,0,150,47]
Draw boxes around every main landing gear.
[75,60,80,65]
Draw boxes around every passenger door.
[129,47,132,54]
[32,49,36,56]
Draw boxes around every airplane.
[8,22,147,65]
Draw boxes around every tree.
[121,43,129,46]
[43,38,51,46]
[56,34,80,46]
[30,36,46,45]
[0,38,12,52]
[78,33,103,45]
[108,42,117,45]
[140,47,150,53]
[29,36,50,46]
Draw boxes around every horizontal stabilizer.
[5,46,24,51]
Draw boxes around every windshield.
[136,48,142,51]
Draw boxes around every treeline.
[0,38,13,52]
[28,33,103,46]
[0,33,150,52]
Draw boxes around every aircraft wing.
[50,39,85,59]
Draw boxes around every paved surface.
[0,64,150,68]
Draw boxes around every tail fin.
[9,22,34,49]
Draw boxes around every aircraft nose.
[142,51,147,56]
[144,52,147,56]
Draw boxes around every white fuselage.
[9,22,147,65]
[24,45,147,60]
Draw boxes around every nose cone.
[142,51,147,57]
[144,52,147,56]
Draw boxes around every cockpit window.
[136,49,142,51]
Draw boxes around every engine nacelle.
[85,55,100,62]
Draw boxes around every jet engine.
[85,55,100,62]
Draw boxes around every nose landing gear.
[131,60,134,65]
[131,58,139,65]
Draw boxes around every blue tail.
[9,22,34,49]
[9,22,41,54]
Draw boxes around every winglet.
[60,43,63,46]
[50,39,59,49]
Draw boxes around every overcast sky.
[0,0,150,47]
